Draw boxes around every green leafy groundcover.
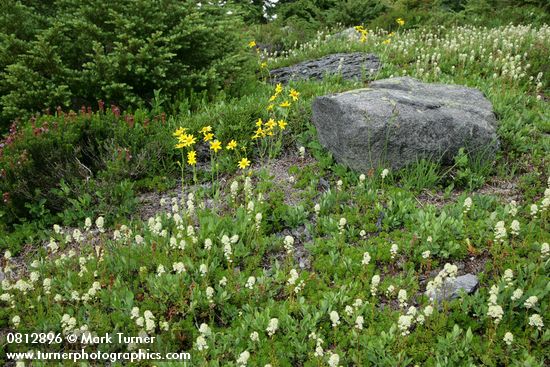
[0,169,549,366]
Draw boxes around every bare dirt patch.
[251,152,318,206]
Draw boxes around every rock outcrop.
[270,53,381,84]
[312,77,498,171]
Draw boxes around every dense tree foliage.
[0,0,248,130]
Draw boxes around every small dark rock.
[375,211,385,231]
[318,178,330,191]
[425,273,479,302]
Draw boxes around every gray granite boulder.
[270,53,380,84]
[425,273,479,302]
[312,77,498,171]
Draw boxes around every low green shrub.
[0,105,175,229]
[2,164,548,365]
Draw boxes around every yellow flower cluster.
[250,40,269,73]
[187,150,197,165]
[174,128,198,165]
[354,25,368,43]
[252,118,287,139]
[253,83,297,140]
[356,21,403,46]
[174,125,249,170]
[173,81,300,173]
[174,128,196,150]
[266,83,299,111]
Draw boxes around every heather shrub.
[0,105,175,228]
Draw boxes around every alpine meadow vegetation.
[1,0,549,366]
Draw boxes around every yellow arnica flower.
[278,120,287,130]
[269,95,277,102]
[186,134,197,146]
[238,157,250,169]
[355,25,368,43]
[260,62,268,69]
[226,140,237,150]
[203,132,214,142]
[177,133,196,148]
[248,40,256,48]
[266,118,277,129]
[388,32,395,37]
[267,104,274,111]
[200,126,212,134]
[279,101,291,108]
[396,18,405,26]
[173,127,187,137]
[252,126,265,139]
[275,83,283,95]
[187,150,197,165]
[210,140,222,153]
[383,39,391,45]
[256,118,263,127]
[289,89,300,101]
